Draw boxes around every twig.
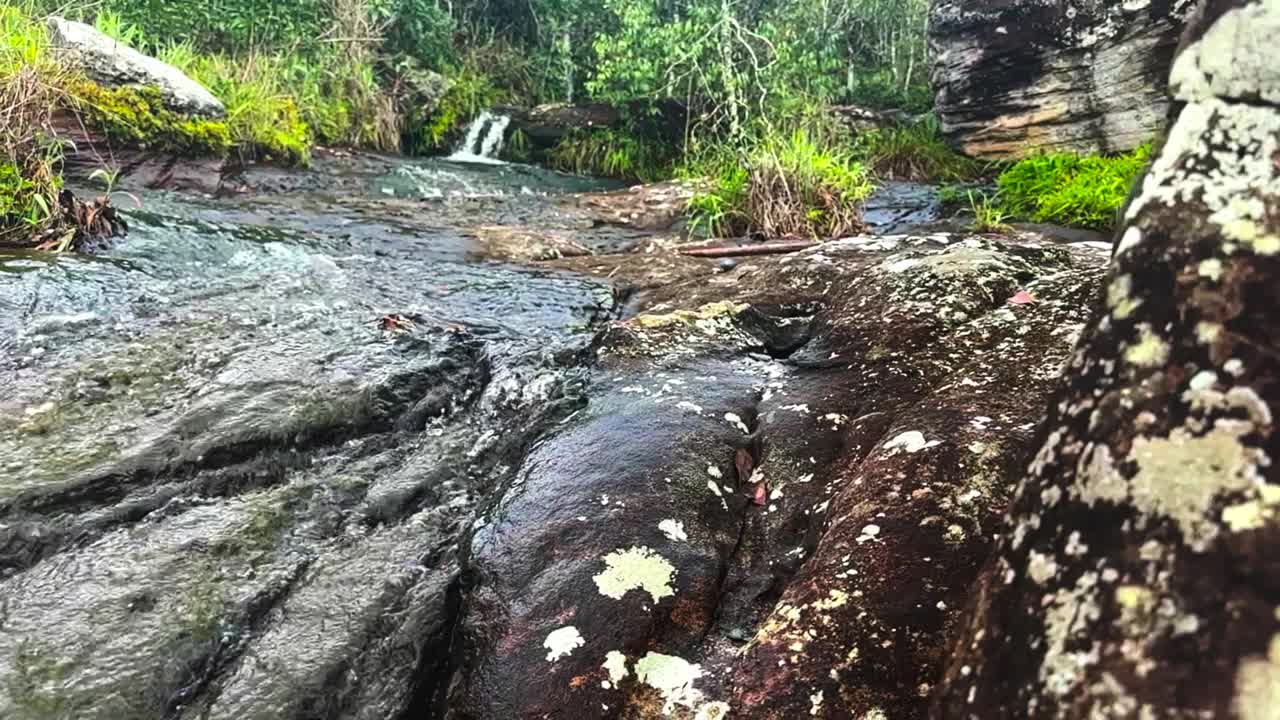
[678,240,819,258]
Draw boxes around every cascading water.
[447,111,512,164]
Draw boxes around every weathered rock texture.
[444,230,1110,719]
[934,1,1280,717]
[47,17,225,118]
[929,0,1196,159]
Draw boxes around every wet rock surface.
[929,0,1194,159]
[2,152,1112,719]
[935,1,1280,717]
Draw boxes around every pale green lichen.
[593,546,677,603]
[635,652,705,714]
[1124,325,1170,368]
[1128,424,1259,550]
[1234,635,1280,720]
[1107,275,1142,319]
[632,302,748,330]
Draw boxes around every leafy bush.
[688,129,873,239]
[997,146,1151,230]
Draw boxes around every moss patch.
[67,82,232,157]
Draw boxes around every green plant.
[687,127,873,239]
[996,145,1151,230]
[852,117,989,182]
[688,165,749,237]
[968,190,1012,234]
[547,128,676,181]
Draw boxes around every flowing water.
[446,112,513,164]
[0,154,630,719]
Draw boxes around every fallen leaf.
[752,481,767,506]
[1008,290,1037,305]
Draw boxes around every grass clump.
[997,145,1150,230]
[547,128,676,182]
[852,116,989,182]
[687,128,873,239]
[0,4,64,245]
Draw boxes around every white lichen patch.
[1170,2,1280,105]
[543,626,585,662]
[884,431,941,454]
[1039,572,1103,697]
[603,650,630,684]
[724,412,751,434]
[593,546,677,603]
[635,652,705,714]
[659,519,689,542]
[1027,551,1059,585]
[1107,275,1142,319]
[1234,634,1280,720]
[809,689,824,716]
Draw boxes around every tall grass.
[547,129,676,182]
[852,116,989,182]
[0,3,65,244]
[687,127,873,239]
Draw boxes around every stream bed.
[1,154,1110,720]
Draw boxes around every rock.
[929,0,1196,159]
[934,0,1280,716]
[496,103,621,143]
[447,231,1111,718]
[829,104,912,134]
[46,17,225,118]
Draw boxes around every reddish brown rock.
[445,231,1110,718]
[934,1,1280,717]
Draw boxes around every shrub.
[997,145,1151,231]
[688,128,873,239]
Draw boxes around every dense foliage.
[997,146,1151,231]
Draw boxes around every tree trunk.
[934,1,1280,718]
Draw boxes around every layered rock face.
[929,0,1196,159]
[47,17,225,118]
[935,0,1280,716]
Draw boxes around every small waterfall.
[448,111,511,164]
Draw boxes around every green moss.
[6,639,78,720]
[67,81,232,157]
[996,145,1151,231]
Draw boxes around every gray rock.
[929,0,1197,159]
[46,17,225,118]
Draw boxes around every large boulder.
[929,0,1196,159]
[46,17,225,118]
[935,0,1280,716]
